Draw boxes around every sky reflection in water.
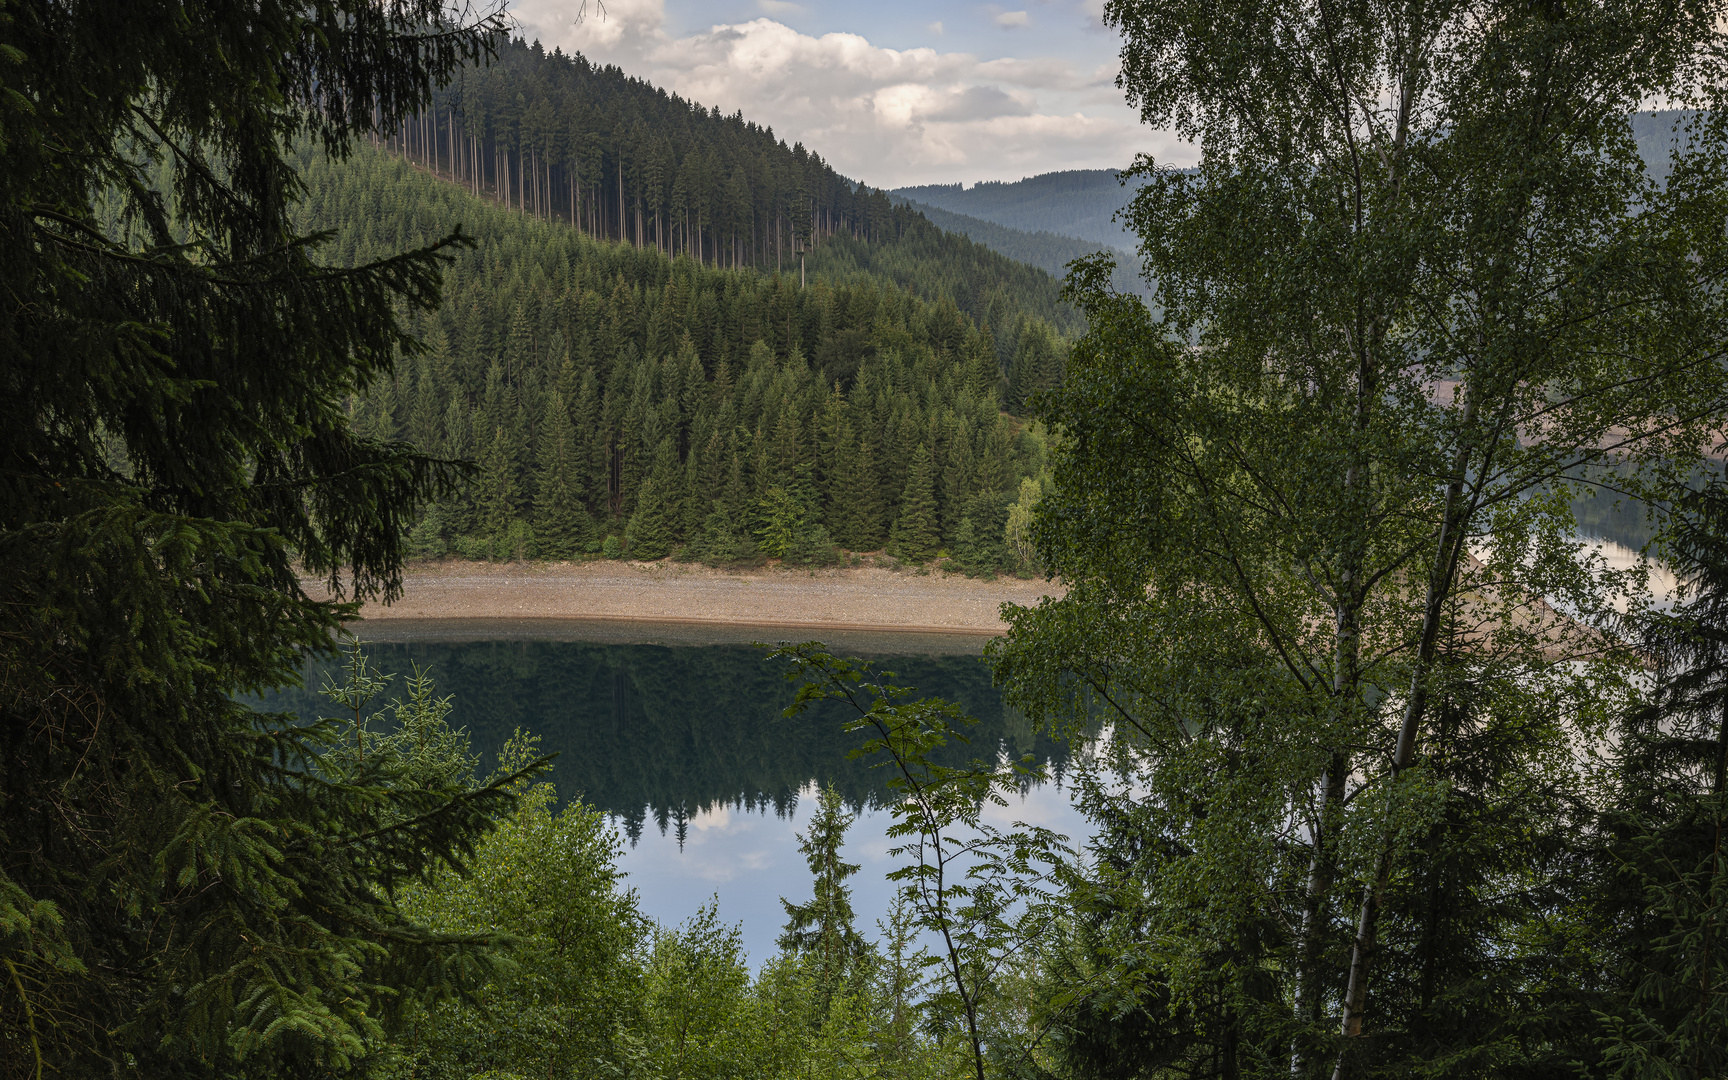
[262,619,1090,963]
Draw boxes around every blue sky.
[508,0,1194,188]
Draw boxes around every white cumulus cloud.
[993,10,1030,28]
[509,0,1185,187]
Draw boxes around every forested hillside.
[890,194,1152,299]
[380,36,1079,338]
[300,145,1066,565]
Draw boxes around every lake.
[258,618,1089,963]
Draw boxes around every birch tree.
[993,1,1728,1075]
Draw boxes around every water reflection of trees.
[258,640,1071,843]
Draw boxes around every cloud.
[756,0,802,14]
[920,85,1033,122]
[993,10,1030,28]
[927,20,943,34]
[513,0,1175,186]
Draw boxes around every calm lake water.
[259,618,1089,962]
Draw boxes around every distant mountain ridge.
[892,169,1148,253]
[898,112,1689,259]
[889,194,1152,300]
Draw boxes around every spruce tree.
[534,391,589,558]
[817,381,847,523]
[478,424,516,538]
[852,432,886,550]
[889,444,940,563]
[0,0,535,1075]
[680,440,707,540]
[503,304,536,380]
[825,423,863,549]
[1005,317,1058,415]
[409,354,443,451]
[778,784,871,1014]
[626,439,680,559]
[573,364,602,507]
[1595,481,1728,1074]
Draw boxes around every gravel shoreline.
[311,558,1066,636]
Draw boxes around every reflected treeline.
[255,639,1071,844]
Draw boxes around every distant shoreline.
[304,558,1065,638]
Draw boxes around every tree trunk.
[1331,385,1481,1079]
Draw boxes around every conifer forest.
[16,1,1728,1079]
[310,39,1071,567]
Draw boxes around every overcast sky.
[504,0,1194,189]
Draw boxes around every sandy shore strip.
[305,559,1065,637]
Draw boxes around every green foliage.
[0,0,562,1072]
[787,523,843,567]
[396,750,644,1080]
[988,2,1728,1076]
[627,473,676,560]
[690,509,760,565]
[1003,477,1043,574]
[1593,481,1728,1077]
[891,444,942,563]
[303,141,1047,566]
[1003,316,1066,416]
[638,903,757,1078]
[535,388,592,558]
[946,491,1010,577]
[755,485,841,565]
[756,485,806,559]
[773,644,1070,1080]
[395,764,969,1080]
[779,784,873,1015]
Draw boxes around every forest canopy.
[306,142,1067,566]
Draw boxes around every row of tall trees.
[365,36,1085,345]
[378,35,1031,285]
[300,146,1062,563]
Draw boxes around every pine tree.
[478,424,516,539]
[626,438,680,559]
[534,391,589,558]
[779,784,870,1014]
[1005,317,1059,415]
[409,354,443,451]
[680,438,707,539]
[1594,481,1728,1075]
[572,364,601,510]
[504,303,536,380]
[771,398,804,483]
[889,443,940,563]
[817,381,846,525]
[940,414,973,543]
[0,0,534,1074]
[824,422,862,549]
[852,433,885,551]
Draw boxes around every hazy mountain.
[892,169,1148,252]
[889,195,1151,299]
